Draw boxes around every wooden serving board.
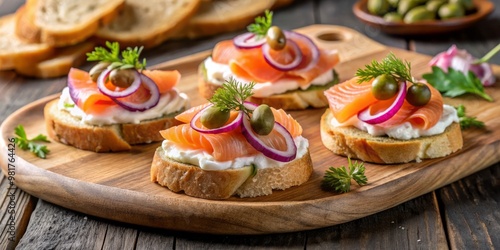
[1,25,500,235]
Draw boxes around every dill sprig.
[355,53,414,84]
[86,41,147,70]
[247,10,273,38]
[455,105,485,129]
[209,78,256,115]
[322,157,368,193]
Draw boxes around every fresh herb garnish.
[209,77,256,115]
[14,125,50,159]
[322,157,368,193]
[422,66,493,101]
[355,53,414,84]
[455,105,485,129]
[247,10,273,38]
[86,41,146,70]
[63,103,75,108]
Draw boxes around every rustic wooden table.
[1,0,499,249]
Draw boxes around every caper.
[250,104,275,136]
[383,12,403,22]
[406,83,431,106]
[367,0,390,16]
[438,3,465,20]
[89,62,110,82]
[266,26,286,51]
[426,0,447,13]
[200,106,230,129]
[109,68,136,88]
[371,74,399,100]
[404,6,436,23]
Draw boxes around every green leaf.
[86,41,146,70]
[14,125,50,159]
[247,10,273,38]
[422,66,493,101]
[322,157,368,193]
[455,105,485,130]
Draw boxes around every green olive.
[266,26,286,51]
[404,6,436,23]
[438,3,465,20]
[89,62,110,82]
[387,0,400,8]
[200,106,230,129]
[397,0,421,16]
[250,104,275,136]
[371,74,399,100]
[426,0,446,13]
[406,83,431,106]
[383,12,403,22]
[109,68,136,88]
[449,0,475,11]
[367,0,390,16]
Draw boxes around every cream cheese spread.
[161,136,309,170]
[58,87,190,125]
[203,57,334,98]
[330,104,459,140]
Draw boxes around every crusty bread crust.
[44,99,184,152]
[320,109,463,164]
[151,147,313,199]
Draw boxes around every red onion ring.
[262,39,303,71]
[358,81,407,124]
[233,32,266,49]
[112,73,160,111]
[97,68,141,98]
[284,30,320,72]
[190,104,244,134]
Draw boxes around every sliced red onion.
[470,63,496,87]
[233,32,266,49]
[284,30,320,72]
[241,116,297,162]
[190,104,243,134]
[97,68,141,98]
[112,73,160,111]
[262,39,303,71]
[358,81,407,124]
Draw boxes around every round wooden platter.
[1,25,500,234]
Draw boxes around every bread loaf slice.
[174,0,275,39]
[320,109,463,164]
[151,147,313,199]
[15,0,41,43]
[33,0,125,47]
[0,13,53,70]
[272,0,294,9]
[95,0,201,48]
[44,99,185,152]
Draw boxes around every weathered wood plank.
[135,230,175,250]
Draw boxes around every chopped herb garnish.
[86,41,146,70]
[63,103,75,108]
[455,105,485,130]
[322,157,368,193]
[14,125,50,159]
[247,10,273,38]
[209,77,256,115]
[355,52,414,84]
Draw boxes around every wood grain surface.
[1,24,499,235]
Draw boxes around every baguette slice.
[0,13,53,70]
[14,41,95,78]
[151,147,313,199]
[95,0,201,48]
[272,0,294,9]
[33,0,125,47]
[15,0,41,43]
[174,0,275,39]
[320,109,463,164]
[44,99,185,152]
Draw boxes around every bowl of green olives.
[353,0,494,35]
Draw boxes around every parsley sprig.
[14,125,50,159]
[422,66,493,101]
[455,105,485,129]
[247,10,273,38]
[209,78,256,115]
[322,157,368,193]
[86,41,146,70]
[355,53,414,84]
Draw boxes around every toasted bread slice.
[33,0,125,47]
[95,0,201,48]
[0,13,54,70]
[174,0,275,39]
[15,0,41,43]
[320,109,463,164]
[272,0,294,9]
[151,147,313,199]
[44,99,185,152]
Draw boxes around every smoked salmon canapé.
[151,80,313,199]
[320,54,463,164]
[199,10,340,110]
[44,42,190,152]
